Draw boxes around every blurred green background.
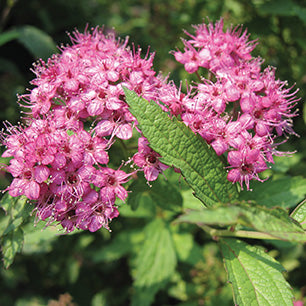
[0,0,305,305]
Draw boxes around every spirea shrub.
[1,17,306,306]
[1,19,299,233]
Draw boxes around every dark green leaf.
[220,238,293,306]
[124,88,238,207]
[1,227,24,269]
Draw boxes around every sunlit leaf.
[290,200,306,230]
[132,218,177,305]
[220,238,294,306]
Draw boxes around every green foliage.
[240,176,306,209]
[220,238,294,306]
[127,174,183,213]
[0,0,305,305]
[176,202,306,242]
[0,194,30,268]
[291,200,306,230]
[0,193,30,237]
[1,227,23,269]
[0,25,56,60]
[124,88,239,207]
[123,87,305,305]
[132,218,177,305]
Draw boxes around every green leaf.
[128,175,183,212]
[124,88,238,207]
[134,218,177,286]
[0,193,31,237]
[220,238,294,306]
[240,176,306,209]
[132,218,177,305]
[17,25,57,60]
[271,155,303,174]
[290,200,306,230]
[176,202,306,242]
[1,227,24,269]
[0,29,20,47]
[131,285,162,306]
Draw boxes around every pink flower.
[133,137,169,181]
[174,19,257,74]
[227,147,268,190]
[98,167,132,203]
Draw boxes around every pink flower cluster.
[1,27,168,232]
[1,19,299,232]
[169,19,298,189]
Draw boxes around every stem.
[200,225,281,240]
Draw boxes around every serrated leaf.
[1,227,24,269]
[17,25,57,60]
[290,200,306,230]
[220,238,294,306]
[240,176,306,209]
[176,202,306,242]
[124,88,238,207]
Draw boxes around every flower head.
[2,27,169,232]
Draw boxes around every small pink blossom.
[133,137,169,181]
